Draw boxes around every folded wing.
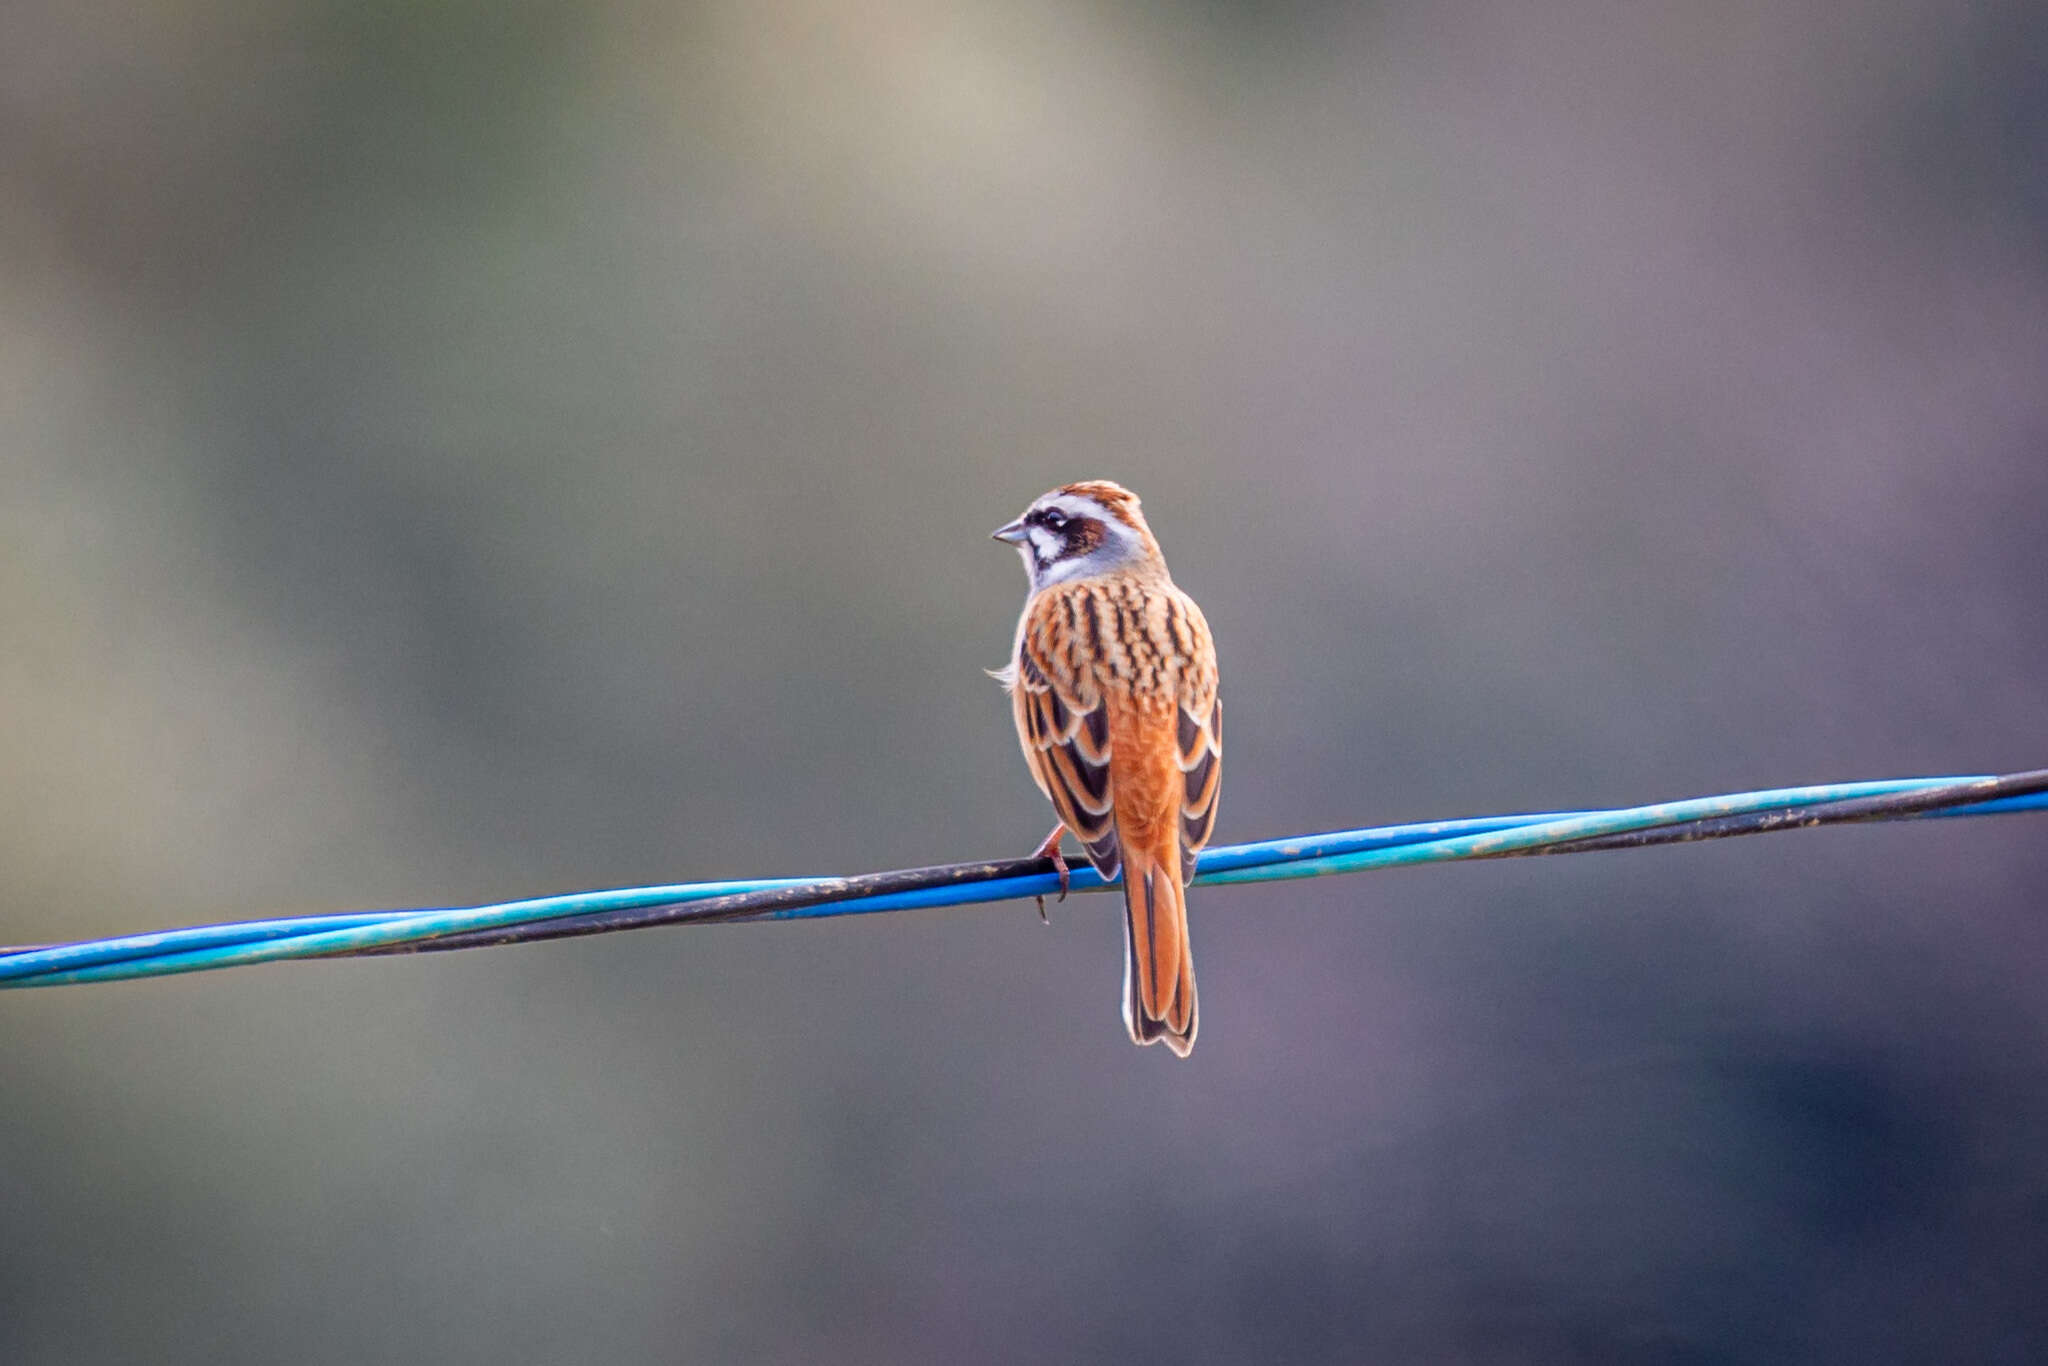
[1010,637,1121,880]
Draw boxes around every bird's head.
[991,480,1166,591]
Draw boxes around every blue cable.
[0,881,819,987]
[3,777,2042,989]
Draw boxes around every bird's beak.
[991,519,1030,545]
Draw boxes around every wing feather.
[1010,597,1121,877]
[1176,692,1222,885]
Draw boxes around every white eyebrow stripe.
[1038,496,1109,522]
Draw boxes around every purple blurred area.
[4,1,2047,1360]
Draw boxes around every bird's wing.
[1171,601,1221,884]
[1011,595,1121,879]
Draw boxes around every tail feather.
[1120,852,1197,1058]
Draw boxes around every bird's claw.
[1030,824,1070,923]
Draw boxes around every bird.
[991,480,1221,1058]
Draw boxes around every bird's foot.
[1030,823,1070,923]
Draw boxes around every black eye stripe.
[1022,506,1104,568]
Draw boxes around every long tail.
[1119,841,1197,1058]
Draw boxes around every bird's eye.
[1042,509,1068,530]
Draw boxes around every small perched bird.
[992,481,1221,1058]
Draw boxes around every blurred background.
[4,0,2046,1360]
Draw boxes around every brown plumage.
[992,481,1221,1057]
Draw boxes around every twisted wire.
[3,770,2043,989]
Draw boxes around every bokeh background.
[5,1,2047,1360]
